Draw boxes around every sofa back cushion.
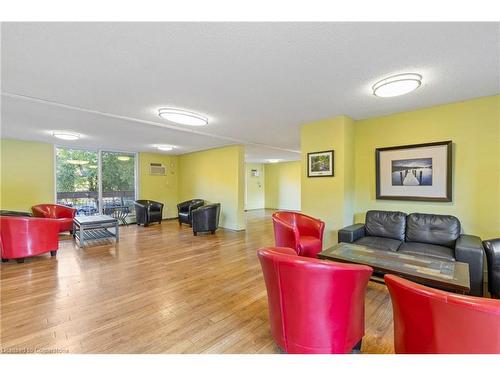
[406,213,461,248]
[365,210,407,241]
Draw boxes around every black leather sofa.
[177,199,204,226]
[483,239,500,298]
[134,200,164,226]
[338,210,484,296]
[192,203,220,236]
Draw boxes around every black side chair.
[483,238,500,299]
[192,203,221,236]
[177,199,204,227]
[134,200,164,226]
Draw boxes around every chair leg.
[352,339,362,353]
[16,258,25,264]
[50,250,57,257]
[1,258,8,263]
[193,232,197,236]
[211,230,216,234]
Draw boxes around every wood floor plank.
[0,209,394,354]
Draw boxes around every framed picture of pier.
[375,140,452,202]
[307,150,334,177]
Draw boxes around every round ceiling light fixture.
[66,159,89,165]
[267,159,281,163]
[52,131,81,140]
[372,73,422,98]
[155,144,175,151]
[117,156,131,161]
[158,108,208,126]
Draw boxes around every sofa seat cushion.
[298,236,322,258]
[354,236,402,252]
[398,242,455,261]
[178,212,189,220]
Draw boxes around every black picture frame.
[307,150,334,177]
[375,140,452,202]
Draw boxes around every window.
[101,151,136,220]
[56,148,99,215]
[56,147,137,221]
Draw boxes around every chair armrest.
[134,202,146,209]
[338,224,365,243]
[455,234,484,296]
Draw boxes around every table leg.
[115,221,119,242]
[79,225,84,247]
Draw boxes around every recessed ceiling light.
[52,131,80,140]
[372,73,422,98]
[117,156,131,161]
[268,159,281,163]
[158,108,208,126]
[66,160,89,165]
[155,144,175,151]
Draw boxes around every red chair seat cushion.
[298,236,322,258]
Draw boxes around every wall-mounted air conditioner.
[149,163,166,176]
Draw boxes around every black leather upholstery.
[355,236,402,252]
[398,242,455,261]
[483,238,500,298]
[338,210,485,296]
[455,234,484,297]
[338,224,366,243]
[192,203,220,235]
[406,213,460,248]
[177,199,204,226]
[365,210,406,241]
[134,200,164,226]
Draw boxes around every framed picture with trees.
[307,150,334,177]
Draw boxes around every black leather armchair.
[192,203,220,236]
[134,200,164,226]
[338,210,485,296]
[483,239,500,298]
[177,199,204,226]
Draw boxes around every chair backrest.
[406,212,461,248]
[258,247,372,353]
[385,274,500,354]
[32,204,76,219]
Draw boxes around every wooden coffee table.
[318,242,470,294]
[73,215,119,247]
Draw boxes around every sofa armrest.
[455,234,484,296]
[338,224,366,243]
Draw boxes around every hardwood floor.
[0,210,394,354]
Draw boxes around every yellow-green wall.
[354,95,500,239]
[264,161,301,211]
[178,145,245,230]
[245,163,265,210]
[301,116,355,246]
[0,139,55,211]
[138,152,179,219]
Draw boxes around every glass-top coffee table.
[73,215,119,247]
[318,242,470,294]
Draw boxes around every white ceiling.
[1,22,499,162]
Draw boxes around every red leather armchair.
[272,211,325,258]
[31,204,77,233]
[0,216,60,263]
[258,247,373,353]
[385,274,500,354]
